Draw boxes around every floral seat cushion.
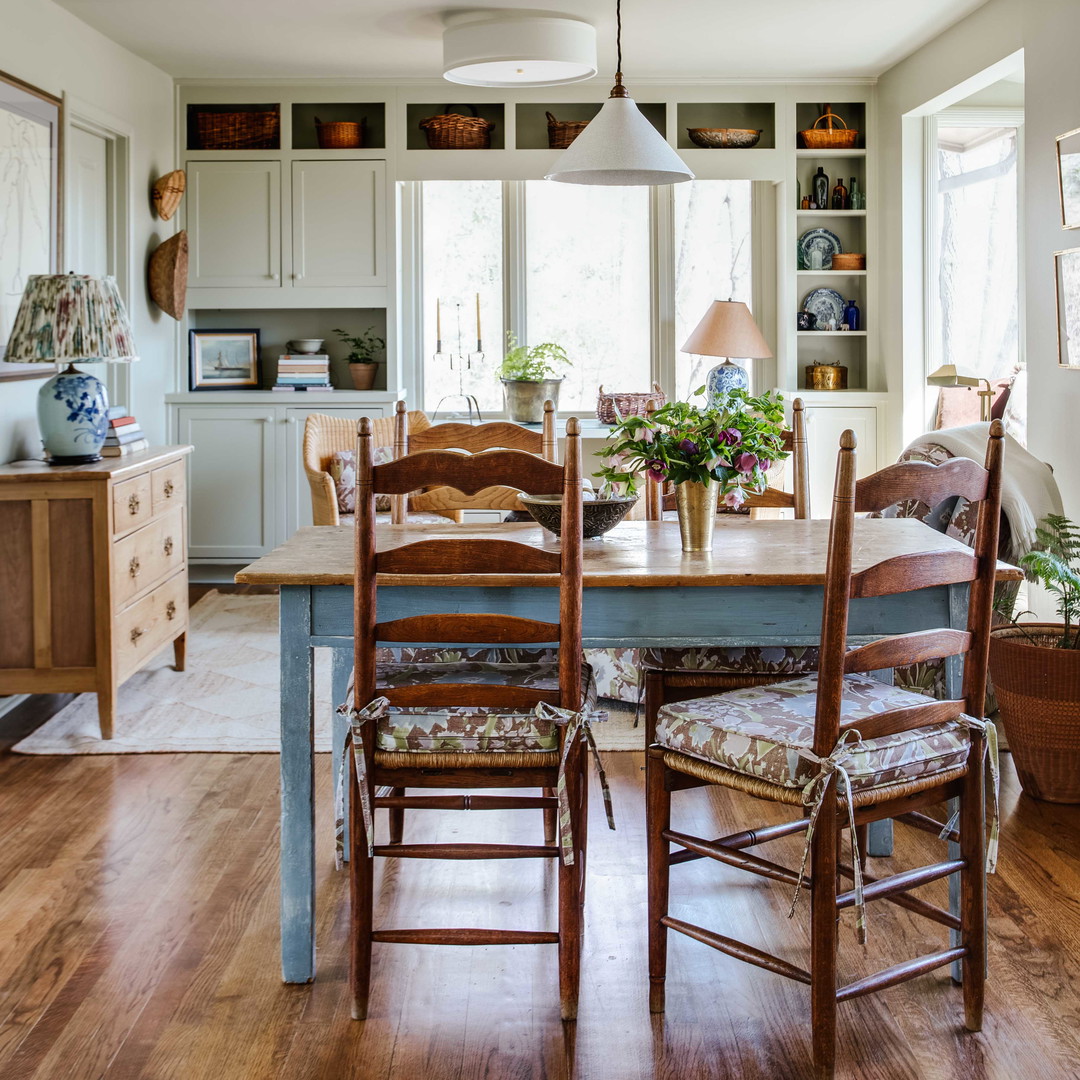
[656,672,975,793]
[374,660,596,753]
[641,645,822,676]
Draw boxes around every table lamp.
[3,274,138,464]
[926,363,993,422]
[681,300,773,405]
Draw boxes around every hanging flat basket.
[148,231,188,320]
[152,169,186,221]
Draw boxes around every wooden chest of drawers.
[0,446,193,738]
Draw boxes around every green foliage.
[592,387,789,502]
[1019,514,1080,648]
[497,334,571,382]
[333,327,385,364]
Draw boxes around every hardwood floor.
[1,702,1079,1078]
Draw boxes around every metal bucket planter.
[500,378,562,423]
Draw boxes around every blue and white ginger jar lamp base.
[38,364,110,464]
[706,359,749,406]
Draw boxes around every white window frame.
[399,179,764,417]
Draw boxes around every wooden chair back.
[389,399,558,523]
[644,398,809,521]
[812,421,1004,758]
[353,416,584,715]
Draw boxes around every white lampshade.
[443,14,597,87]
[682,301,773,359]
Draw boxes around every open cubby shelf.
[795,102,866,150]
[514,102,664,148]
[676,102,775,149]
[405,104,506,150]
[186,103,281,151]
[291,103,386,150]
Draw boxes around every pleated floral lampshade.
[4,274,138,465]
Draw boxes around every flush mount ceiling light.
[545,0,693,186]
[442,12,597,87]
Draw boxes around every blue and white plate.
[797,228,843,270]
[802,288,846,329]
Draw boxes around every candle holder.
[431,299,486,423]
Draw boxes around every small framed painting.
[1057,127,1080,229]
[1055,249,1080,369]
[189,329,261,389]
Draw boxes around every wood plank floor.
[2,706,1079,1078]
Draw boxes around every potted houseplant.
[497,336,570,423]
[594,387,789,552]
[989,514,1080,802]
[334,327,384,391]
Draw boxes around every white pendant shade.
[545,95,694,186]
[443,15,597,87]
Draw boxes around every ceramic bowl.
[518,494,638,539]
[289,339,324,354]
[686,127,762,149]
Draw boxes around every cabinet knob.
[130,627,145,644]
[164,479,174,498]
[166,600,177,621]
[294,273,303,281]
[270,272,280,281]
[286,416,296,424]
[129,556,140,578]
[163,536,174,556]
[128,493,140,515]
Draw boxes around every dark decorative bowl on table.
[518,493,638,539]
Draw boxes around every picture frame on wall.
[1058,127,1080,230]
[1054,249,1080,369]
[0,68,62,381]
[190,329,261,389]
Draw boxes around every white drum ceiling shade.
[443,15,597,87]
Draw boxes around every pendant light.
[545,0,693,186]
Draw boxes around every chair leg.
[646,745,671,1014]
[960,735,987,1031]
[388,787,405,845]
[810,788,839,1079]
[558,750,583,1021]
[543,786,557,844]
[644,669,664,748]
[349,749,375,1020]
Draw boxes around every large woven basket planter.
[988,623,1080,802]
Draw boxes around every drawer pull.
[130,627,145,644]
[128,493,140,515]
[129,556,140,578]
[166,600,177,621]
[164,479,175,498]
[163,536,174,556]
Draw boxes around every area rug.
[12,591,644,755]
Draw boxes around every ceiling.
[52,0,990,81]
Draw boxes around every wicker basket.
[989,624,1080,802]
[798,106,859,150]
[192,108,279,150]
[315,117,362,149]
[829,252,866,270]
[546,112,589,149]
[686,127,761,149]
[596,383,666,424]
[419,105,493,150]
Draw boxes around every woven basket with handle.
[596,383,666,425]
[798,105,859,150]
[315,117,363,149]
[546,112,589,149]
[419,105,493,150]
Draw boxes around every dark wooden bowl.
[518,494,638,539]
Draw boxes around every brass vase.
[674,479,718,552]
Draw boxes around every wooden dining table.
[235,518,1022,984]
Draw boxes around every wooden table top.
[235,519,1023,589]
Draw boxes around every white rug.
[12,590,643,755]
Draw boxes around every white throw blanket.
[906,423,1063,562]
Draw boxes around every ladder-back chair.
[646,422,1004,1077]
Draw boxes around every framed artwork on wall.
[1054,249,1080,369]
[0,69,62,380]
[190,329,261,389]
[1057,127,1080,230]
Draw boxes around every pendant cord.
[615,0,622,76]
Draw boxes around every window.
[415,180,754,414]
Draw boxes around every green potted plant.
[989,514,1080,802]
[334,327,385,391]
[497,335,570,423]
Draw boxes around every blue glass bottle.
[843,299,861,332]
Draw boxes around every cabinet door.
[282,406,386,537]
[804,407,879,518]
[291,160,385,289]
[175,407,277,559]
[187,161,281,288]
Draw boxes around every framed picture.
[0,69,62,381]
[189,329,261,389]
[1058,127,1080,230]
[1055,249,1080,369]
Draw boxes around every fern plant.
[1017,514,1080,648]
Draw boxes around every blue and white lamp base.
[38,364,110,464]
[706,359,749,406]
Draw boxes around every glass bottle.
[831,177,848,210]
[813,167,829,212]
[843,298,861,332]
[850,177,864,210]
[797,176,802,208]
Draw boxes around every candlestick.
[475,292,482,350]
[436,297,442,342]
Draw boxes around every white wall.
[0,0,175,461]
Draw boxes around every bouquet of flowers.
[593,388,789,510]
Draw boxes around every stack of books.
[273,354,332,391]
[102,407,149,457]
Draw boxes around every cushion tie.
[334,695,391,868]
[938,715,1001,874]
[534,702,616,865]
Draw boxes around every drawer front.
[112,472,153,536]
[116,572,187,682]
[113,506,186,607]
[152,459,186,517]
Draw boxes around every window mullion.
[504,180,527,354]
[652,185,676,399]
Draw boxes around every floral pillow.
[330,447,395,514]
